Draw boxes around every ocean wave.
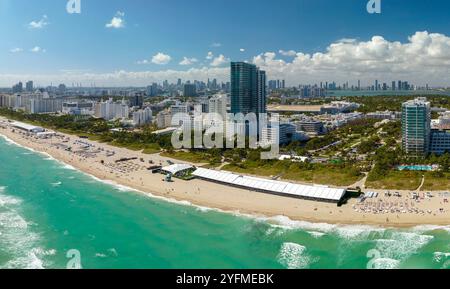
[433,251,450,262]
[108,248,118,257]
[0,211,28,229]
[307,231,326,238]
[51,181,62,187]
[0,188,20,207]
[0,134,14,146]
[1,247,56,269]
[370,258,401,269]
[373,232,434,266]
[277,242,317,269]
[412,225,450,234]
[257,215,387,241]
[0,201,48,269]
[95,253,107,258]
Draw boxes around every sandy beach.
[0,116,449,227]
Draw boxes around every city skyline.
[1,0,450,86]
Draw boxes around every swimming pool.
[397,165,435,171]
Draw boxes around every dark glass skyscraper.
[230,62,266,116]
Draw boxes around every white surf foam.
[277,242,317,269]
[257,215,386,240]
[307,231,326,238]
[433,251,450,262]
[0,205,48,269]
[373,232,434,266]
[0,188,21,207]
[412,225,450,234]
[370,258,401,269]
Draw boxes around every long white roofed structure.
[192,168,346,203]
[161,164,194,176]
[11,121,44,133]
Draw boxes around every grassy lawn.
[366,170,422,190]
[223,162,363,187]
[421,173,450,191]
[142,144,161,155]
[283,167,362,187]
[161,151,211,164]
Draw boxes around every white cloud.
[253,31,450,86]
[151,52,172,65]
[30,46,46,53]
[337,38,357,44]
[106,11,125,29]
[28,15,49,29]
[179,57,198,65]
[211,42,222,48]
[10,48,24,53]
[136,59,149,65]
[206,51,214,60]
[4,31,450,87]
[240,48,246,52]
[278,50,297,57]
[210,54,230,67]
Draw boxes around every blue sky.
[1,0,450,86]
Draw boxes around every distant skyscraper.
[375,80,379,91]
[402,98,431,156]
[12,82,23,93]
[183,84,197,97]
[392,81,396,91]
[147,83,158,97]
[26,81,34,92]
[58,84,67,94]
[130,93,144,108]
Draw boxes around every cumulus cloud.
[151,52,172,65]
[30,46,46,53]
[28,15,49,29]
[336,38,357,44]
[279,49,297,57]
[106,11,125,29]
[206,51,214,60]
[240,48,246,52]
[253,31,450,86]
[210,54,230,67]
[10,48,23,53]
[211,42,222,48]
[136,59,149,65]
[3,31,450,87]
[179,57,198,65]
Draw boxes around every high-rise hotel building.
[401,98,431,156]
[230,62,267,136]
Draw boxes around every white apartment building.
[156,110,173,129]
[94,98,129,121]
[133,107,153,126]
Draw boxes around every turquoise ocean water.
[0,135,449,269]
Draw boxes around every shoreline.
[0,117,449,228]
